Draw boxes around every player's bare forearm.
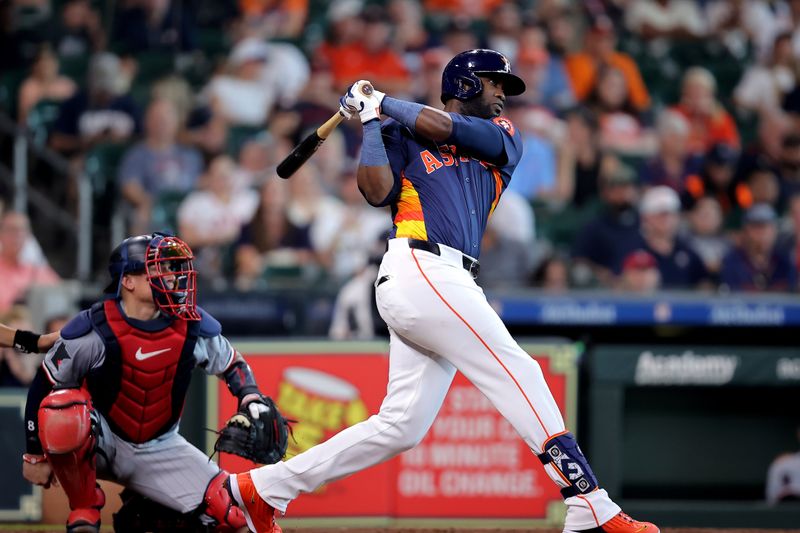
[357,164,394,206]
[0,324,57,353]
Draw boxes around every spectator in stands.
[17,44,76,124]
[118,98,203,234]
[439,16,479,57]
[720,204,796,291]
[624,0,706,44]
[637,186,710,288]
[234,137,274,189]
[178,155,259,280]
[765,426,800,505]
[778,192,800,270]
[424,0,505,20]
[684,196,730,275]
[706,0,791,62]
[204,38,279,127]
[734,32,798,115]
[618,250,661,293]
[311,169,390,281]
[683,143,742,219]
[234,173,315,289]
[0,306,41,386]
[328,237,385,340]
[640,110,697,191]
[319,5,410,94]
[238,0,309,40]
[743,164,782,217]
[778,133,800,202]
[563,106,615,208]
[572,163,641,285]
[50,0,104,59]
[670,67,740,156]
[112,0,196,54]
[737,108,793,184]
[565,16,651,113]
[586,65,657,156]
[387,0,429,54]
[0,212,59,313]
[515,21,575,113]
[485,1,522,62]
[50,52,141,156]
[415,48,451,108]
[531,255,570,293]
[478,222,535,290]
[506,104,571,204]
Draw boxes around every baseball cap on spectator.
[603,163,637,187]
[623,250,657,271]
[743,203,777,225]
[328,0,363,23]
[640,186,681,214]
[230,38,269,66]
[706,143,739,166]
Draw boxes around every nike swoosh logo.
[135,347,171,361]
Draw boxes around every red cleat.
[566,511,660,533]
[229,472,282,533]
[65,508,100,533]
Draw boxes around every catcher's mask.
[105,232,200,321]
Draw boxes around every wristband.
[13,329,41,354]
[23,453,47,465]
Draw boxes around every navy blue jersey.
[379,113,523,258]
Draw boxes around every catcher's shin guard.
[203,472,247,531]
[538,431,599,499]
[38,388,99,512]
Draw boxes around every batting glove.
[338,103,354,120]
[341,80,385,123]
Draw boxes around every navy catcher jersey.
[380,113,523,258]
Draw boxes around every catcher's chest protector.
[88,300,199,443]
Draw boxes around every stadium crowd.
[1,0,800,347]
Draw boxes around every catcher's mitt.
[214,395,290,465]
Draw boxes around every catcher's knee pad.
[537,431,598,499]
[39,387,98,510]
[39,387,94,454]
[202,472,247,531]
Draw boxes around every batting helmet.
[105,232,200,320]
[441,49,526,104]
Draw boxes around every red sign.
[395,356,566,518]
[216,345,573,521]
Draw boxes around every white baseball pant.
[250,238,620,530]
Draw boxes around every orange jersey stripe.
[394,176,427,240]
[488,167,503,216]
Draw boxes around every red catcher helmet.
[106,232,199,320]
[441,49,526,104]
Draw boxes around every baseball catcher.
[22,233,285,532]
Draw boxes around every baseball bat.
[276,111,346,179]
[276,83,375,179]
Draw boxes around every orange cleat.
[229,472,282,533]
[565,511,660,533]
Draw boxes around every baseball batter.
[230,50,659,533]
[22,233,271,532]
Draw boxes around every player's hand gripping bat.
[276,83,375,179]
